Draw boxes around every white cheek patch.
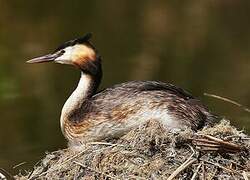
[55,46,75,64]
[54,44,96,65]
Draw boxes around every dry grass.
[15,120,250,180]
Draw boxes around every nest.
[15,120,250,179]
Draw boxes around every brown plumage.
[27,33,218,148]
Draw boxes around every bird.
[27,33,217,148]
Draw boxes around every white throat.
[60,72,92,130]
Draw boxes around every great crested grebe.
[27,33,217,147]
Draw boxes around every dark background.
[0,0,250,174]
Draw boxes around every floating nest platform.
[16,120,250,179]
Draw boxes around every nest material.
[16,120,250,179]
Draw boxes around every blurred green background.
[0,0,250,174]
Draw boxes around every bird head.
[27,33,101,74]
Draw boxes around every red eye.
[58,50,65,56]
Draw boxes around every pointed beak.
[26,53,59,64]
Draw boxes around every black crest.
[54,33,93,52]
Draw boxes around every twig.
[207,168,218,180]
[193,139,221,146]
[87,141,122,147]
[204,135,241,151]
[28,148,69,179]
[73,161,117,179]
[242,137,250,140]
[192,135,241,153]
[27,158,43,179]
[190,163,202,180]
[187,144,195,155]
[222,159,245,169]
[224,135,241,140]
[204,93,250,113]
[202,160,240,175]
[201,161,205,180]
[0,168,14,180]
[167,153,196,180]
[127,175,147,180]
[243,171,249,180]
[13,162,26,169]
[30,150,86,179]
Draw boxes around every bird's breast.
[61,105,187,146]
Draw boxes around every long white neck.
[60,72,93,131]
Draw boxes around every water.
[1,1,250,174]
